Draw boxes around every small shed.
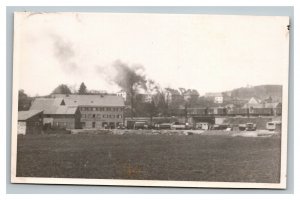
[18,110,43,135]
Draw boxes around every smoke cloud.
[95,60,163,96]
[50,34,78,72]
[112,60,147,93]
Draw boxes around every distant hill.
[227,85,282,102]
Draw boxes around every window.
[93,107,96,111]
[93,114,96,118]
[82,114,86,118]
[103,114,106,118]
[102,122,108,128]
[100,107,104,111]
[97,114,101,118]
[106,107,111,111]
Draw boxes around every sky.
[15,12,289,96]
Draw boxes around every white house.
[205,92,224,104]
[116,90,127,101]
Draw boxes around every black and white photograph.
[11,12,290,188]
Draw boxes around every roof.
[54,106,78,115]
[205,92,223,97]
[248,97,261,104]
[55,94,125,107]
[31,95,124,115]
[265,102,282,108]
[18,110,43,121]
[243,102,282,109]
[243,103,264,108]
[30,98,78,115]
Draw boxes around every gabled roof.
[54,106,78,115]
[30,98,79,115]
[18,110,43,121]
[30,98,60,114]
[248,97,261,104]
[56,94,125,107]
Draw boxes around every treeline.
[230,85,282,102]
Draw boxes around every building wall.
[117,91,127,101]
[214,96,224,104]
[18,113,43,135]
[79,106,124,129]
[51,115,77,129]
[17,122,26,135]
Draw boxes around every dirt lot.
[16,132,281,183]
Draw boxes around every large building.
[51,94,125,129]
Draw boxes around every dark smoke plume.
[112,60,147,94]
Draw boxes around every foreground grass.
[17,133,281,183]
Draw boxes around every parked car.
[133,121,148,129]
[116,123,126,129]
[239,123,256,131]
[266,121,281,131]
[157,123,172,130]
[212,124,228,130]
[245,123,257,131]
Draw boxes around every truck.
[195,122,209,130]
[171,122,186,130]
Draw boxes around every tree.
[51,84,72,94]
[78,82,87,94]
[156,92,169,116]
[144,100,157,125]
[18,90,32,111]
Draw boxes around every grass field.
[16,133,281,183]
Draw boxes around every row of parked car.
[128,121,281,131]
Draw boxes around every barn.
[18,110,43,135]
[30,98,81,129]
